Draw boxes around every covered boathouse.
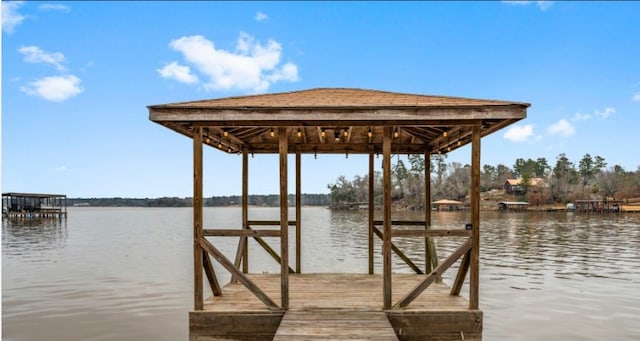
[2,192,67,218]
[148,88,529,340]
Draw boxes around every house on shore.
[504,177,546,195]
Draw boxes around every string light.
[367,128,373,138]
[223,131,229,138]
[343,129,348,137]
[458,140,462,146]
[270,129,275,137]
[321,129,326,138]
[394,128,399,138]
[297,128,302,138]
[443,131,448,137]
[334,130,340,142]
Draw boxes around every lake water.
[2,207,639,340]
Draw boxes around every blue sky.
[2,1,639,198]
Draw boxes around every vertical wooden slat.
[368,148,375,275]
[295,149,301,274]
[193,127,204,310]
[470,125,481,310]
[278,127,289,309]
[242,148,249,274]
[424,151,432,274]
[232,149,249,283]
[382,126,392,309]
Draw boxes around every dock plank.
[274,310,398,340]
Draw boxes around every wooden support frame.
[193,127,204,310]
[278,127,289,309]
[373,226,423,274]
[450,249,471,296]
[252,235,295,274]
[393,238,472,309]
[200,238,280,310]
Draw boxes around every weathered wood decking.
[191,274,481,340]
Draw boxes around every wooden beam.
[393,238,472,309]
[200,238,280,309]
[278,127,289,309]
[295,149,301,274]
[202,249,222,296]
[252,236,295,273]
[391,229,472,237]
[450,249,471,296]
[151,107,526,125]
[207,127,246,149]
[193,126,204,310]
[203,229,281,237]
[383,126,392,309]
[470,125,481,310]
[373,226,423,274]
[248,220,296,226]
[368,148,374,275]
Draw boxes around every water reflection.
[2,207,639,340]
[2,216,68,258]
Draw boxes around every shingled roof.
[149,88,528,109]
[149,88,529,155]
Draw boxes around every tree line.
[68,194,330,207]
[327,153,640,209]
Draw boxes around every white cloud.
[2,1,26,34]
[162,32,299,93]
[594,107,615,119]
[547,119,575,137]
[54,165,68,172]
[572,112,591,121]
[157,61,199,84]
[20,75,83,102]
[634,92,640,102]
[39,4,71,12]
[504,124,535,142]
[19,45,66,71]
[255,11,268,21]
[502,1,553,11]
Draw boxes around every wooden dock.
[190,274,481,340]
[150,88,528,341]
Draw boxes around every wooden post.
[296,149,301,274]
[470,125,481,310]
[424,151,432,274]
[193,127,204,311]
[368,148,375,275]
[232,148,249,283]
[242,148,249,274]
[278,127,289,309]
[382,126,392,309]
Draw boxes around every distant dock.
[2,192,67,219]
